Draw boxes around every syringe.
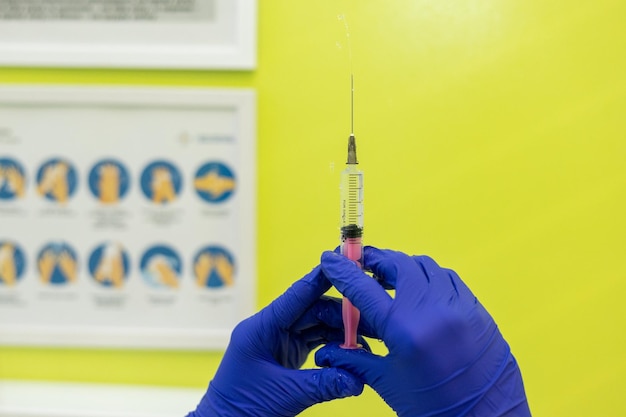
[339,132,363,349]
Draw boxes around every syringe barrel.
[340,165,363,233]
[339,163,363,349]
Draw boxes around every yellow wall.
[1,1,625,415]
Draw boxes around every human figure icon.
[89,242,130,289]
[37,243,78,285]
[193,246,235,288]
[140,245,182,289]
[36,158,78,204]
[151,167,176,203]
[0,241,26,286]
[88,159,130,205]
[140,160,182,204]
[0,158,26,200]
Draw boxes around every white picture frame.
[0,0,256,69]
[0,85,256,349]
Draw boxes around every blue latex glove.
[187,265,364,417]
[316,247,531,417]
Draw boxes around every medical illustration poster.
[0,0,256,69]
[0,85,256,349]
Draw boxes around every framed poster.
[0,0,256,69]
[0,85,256,349]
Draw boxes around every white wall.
[0,381,204,417]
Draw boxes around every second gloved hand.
[188,265,364,417]
[316,247,531,417]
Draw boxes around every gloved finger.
[290,296,381,339]
[411,256,478,306]
[290,367,364,404]
[362,246,397,289]
[302,329,343,352]
[363,247,430,302]
[335,246,394,289]
[334,246,393,290]
[443,267,477,303]
[315,342,384,386]
[289,295,343,332]
[410,255,461,304]
[321,251,393,333]
[268,265,333,330]
[300,327,372,353]
[361,246,396,287]
[296,325,344,346]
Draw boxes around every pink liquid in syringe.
[341,236,362,349]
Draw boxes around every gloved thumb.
[315,342,384,386]
[295,367,364,404]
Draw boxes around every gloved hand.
[187,265,364,417]
[316,247,531,417]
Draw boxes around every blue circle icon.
[88,159,130,204]
[0,240,26,286]
[0,157,27,200]
[36,158,78,203]
[193,245,235,288]
[140,245,182,289]
[37,242,78,285]
[140,160,183,204]
[88,242,130,288]
[193,161,236,204]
